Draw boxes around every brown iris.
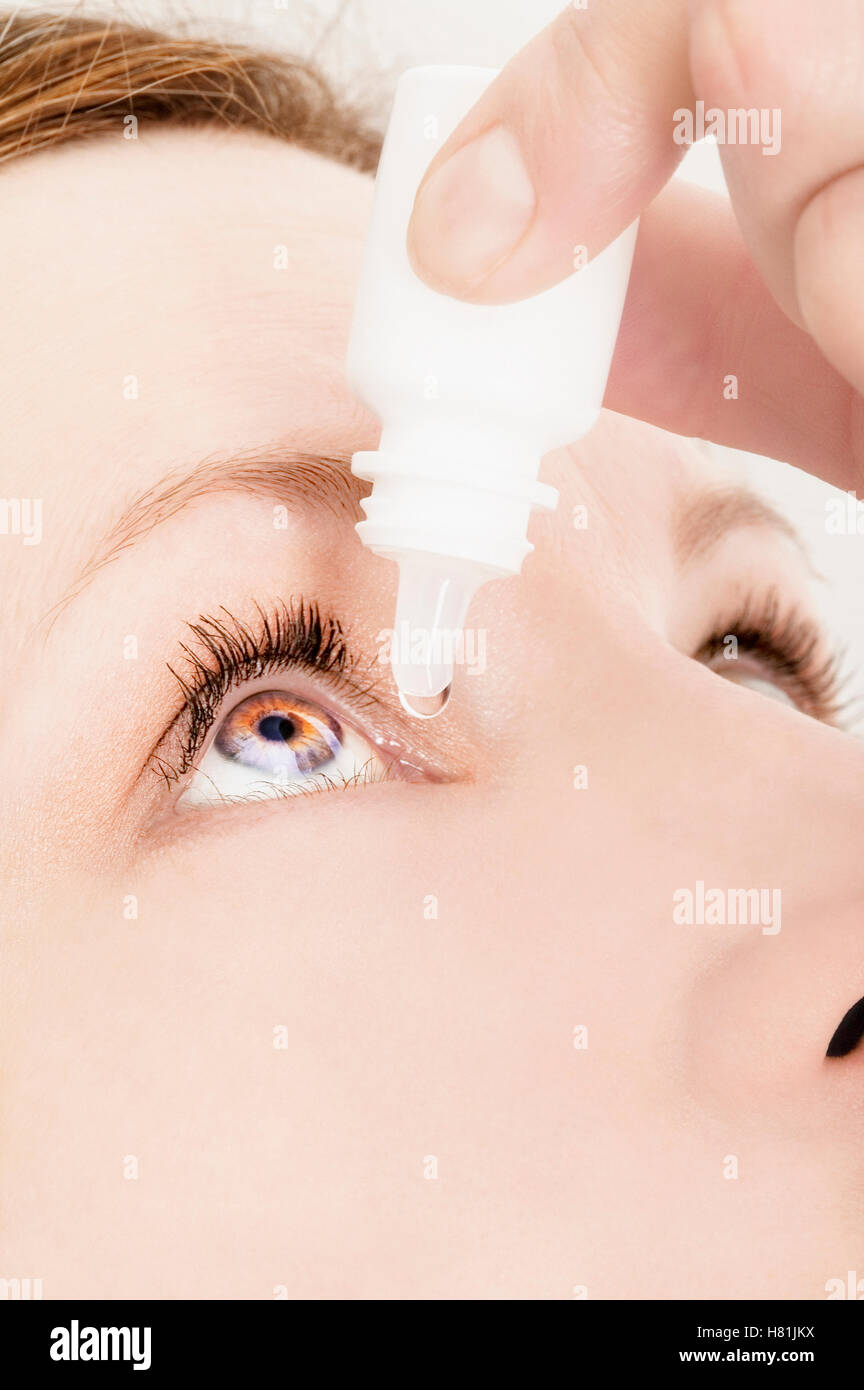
[214,690,342,777]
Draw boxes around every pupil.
[259,714,295,743]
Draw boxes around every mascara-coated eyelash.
[148,600,376,787]
[696,589,845,724]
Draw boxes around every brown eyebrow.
[672,485,804,567]
[48,466,807,628]
[48,446,367,623]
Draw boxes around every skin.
[1,125,863,1300]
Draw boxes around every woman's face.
[2,127,863,1300]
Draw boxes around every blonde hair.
[0,8,381,170]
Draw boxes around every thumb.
[407,0,693,304]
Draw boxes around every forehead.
[0,126,374,416]
[0,129,375,605]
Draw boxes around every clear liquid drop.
[398,684,451,720]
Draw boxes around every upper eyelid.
[44,448,368,632]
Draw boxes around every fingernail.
[407,124,536,296]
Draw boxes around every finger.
[406,0,692,304]
[689,0,864,396]
[604,182,864,492]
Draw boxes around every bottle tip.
[397,684,452,719]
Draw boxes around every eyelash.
[695,589,845,724]
[149,600,376,787]
[148,588,844,791]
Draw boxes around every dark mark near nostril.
[827,996,864,1058]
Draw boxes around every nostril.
[827,996,864,1058]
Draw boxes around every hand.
[406,0,864,492]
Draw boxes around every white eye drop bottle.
[346,65,638,717]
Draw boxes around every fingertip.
[405,124,537,301]
[795,168,864,398]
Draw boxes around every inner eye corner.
[826,995,864,1059]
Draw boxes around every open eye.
[694,591,842,724]
[179,687,386,808]
[146,602,446,813]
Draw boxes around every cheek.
[1,785,599,1296]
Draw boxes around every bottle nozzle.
[398,685,452,719]
[389,555,488,716]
